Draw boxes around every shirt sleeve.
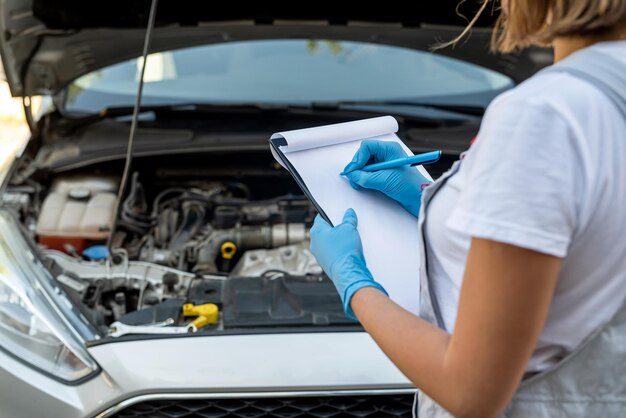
[446,94,581,258]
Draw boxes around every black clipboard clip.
[269,137,334,226]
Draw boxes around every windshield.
[64,39,514,113]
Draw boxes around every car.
[0,1,550,417]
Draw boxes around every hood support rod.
[107,0,159,256]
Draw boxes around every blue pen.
[359,150,442,172]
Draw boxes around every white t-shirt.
[425,40,626,372]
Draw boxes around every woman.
[309,1,626,417]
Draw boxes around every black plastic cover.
[187,278,224,308]
[223,275,354,328]
[118,298,184,326]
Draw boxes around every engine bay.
[4,152,353,337]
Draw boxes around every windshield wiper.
[312,100,485,117]
[60,102,285,125]
[56,102,309,133]
[58,100,483,134]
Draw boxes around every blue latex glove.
[341,140,432,218]
[309,208,388,320]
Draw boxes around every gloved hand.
[309,208,388,320]
[341,140,431,218]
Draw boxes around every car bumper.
[0,332,413,418]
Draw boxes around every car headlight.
[0,211,99,382]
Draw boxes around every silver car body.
[0,333,412,417]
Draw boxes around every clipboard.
[268,116,432,316]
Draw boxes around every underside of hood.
[0,0,552,97]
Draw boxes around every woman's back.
[425,40,626,372]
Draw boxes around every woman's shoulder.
[493,71,595,110]
[485,68,611,131]
[470,72,591,158]
[481,74,570,132]
[490,42,626,123]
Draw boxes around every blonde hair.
[495,0,626,51]
[440,0,626,52]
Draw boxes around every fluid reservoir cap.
[83,245,109,261]
[221,241,237,260]
[68,188,92,201]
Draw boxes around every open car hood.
[0,0,552,97]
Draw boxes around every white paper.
[271,116,431,316]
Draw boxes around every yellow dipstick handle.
[183,303,219,329]
[220,241,237,260]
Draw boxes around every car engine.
[113,172,318,275]
[4,165,352,335]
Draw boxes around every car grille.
[112,393,415,418]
